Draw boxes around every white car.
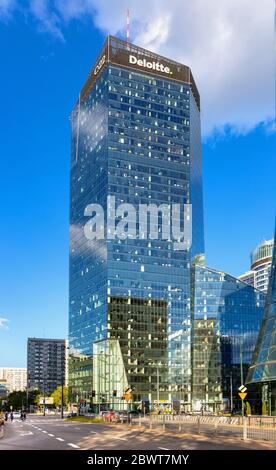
[12,412,21,419]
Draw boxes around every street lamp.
[61,345,70,419]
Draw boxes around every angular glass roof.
[247,224,276,383]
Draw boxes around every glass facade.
[69,36,204,409]
[247,231,276,384]
[191,263,265,412]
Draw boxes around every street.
[0,415,275,450]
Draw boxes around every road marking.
[37,428,42,431]
[68,443,80,448]
[158,447,170,450]
[56,437,64,441]
[114,437,127,441]
[74,427,80,430]
[90,431,97,434]
[42,430,47,433]
[20,431,34,436]
[48,434,55,437]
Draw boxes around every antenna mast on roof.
[126,8,130,43]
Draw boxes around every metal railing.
[131,414,276,442]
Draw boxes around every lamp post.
[230,373,233,414]
[61,344,69,419]
[43,370,46,417]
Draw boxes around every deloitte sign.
[129,55,172,75]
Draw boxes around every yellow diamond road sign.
[238,392,247,401]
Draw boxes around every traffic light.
[92,390,96,397]
[112,390,117,397]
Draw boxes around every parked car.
[12,411,21,419]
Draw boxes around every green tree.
[3,389,40,411]
[51,386,68,407]
[245,401,251,416]
[262,401,268,416]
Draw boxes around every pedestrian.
[4,411,8,421]
[23,412,26,421]
[20,411,24,421]
[10,411,14,423]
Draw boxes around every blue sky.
[0,1,275,367]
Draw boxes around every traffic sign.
[238,392,247,401]
[238,385,247,393]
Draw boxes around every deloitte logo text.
[129,55,172,75]
[94,55,106,75]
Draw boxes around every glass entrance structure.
[247,228,276,415]
[191,261,265,412]
[69,36,204,409]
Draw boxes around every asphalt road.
[0,415,274,450]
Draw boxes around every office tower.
[27,338,67,396]
[191,261,265,412]
[239,239,273,293]
[0,380,8,397]
[69,36,204,409]
[0,367,27,393]
[247,228,276,415]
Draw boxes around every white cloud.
[29,0,64,40]
[0,0,16,18]
[1,0,275,135]
[0,317,9,330]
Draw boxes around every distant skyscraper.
[191,262,265,412]
[0,367,27,393]
[69,36,204,409]
[239,239,273,293]
[247,228,276,415]
[27,338,67,395]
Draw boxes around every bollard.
[214,418,218,437]
[242,417,248,440]
[197,416,200,435]
[178,414,182,432]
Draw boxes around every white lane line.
[48,434,55,437]
[90,431,97,434]
[68,443,80,449]
[74,427,80,430]
[56,437,64,441]
[158,447,170,450]
[42,430,47,433]
[114,437,127,441]
[37,428,42,431]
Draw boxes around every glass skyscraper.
[191,260,265,412]
[69,36,204,410]
[247,227,276,415]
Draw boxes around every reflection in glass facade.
[247,229,276,414]
[191,262,265,412]
[69,36,204,409]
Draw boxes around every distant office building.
[0,367,27,393]
[247,228,276,415]
[0,380,8,398]
[69,36,204,409]
[239,239,273,293]
[191,262,265,412]
[27,338,68,396]
[238,270,255,288]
